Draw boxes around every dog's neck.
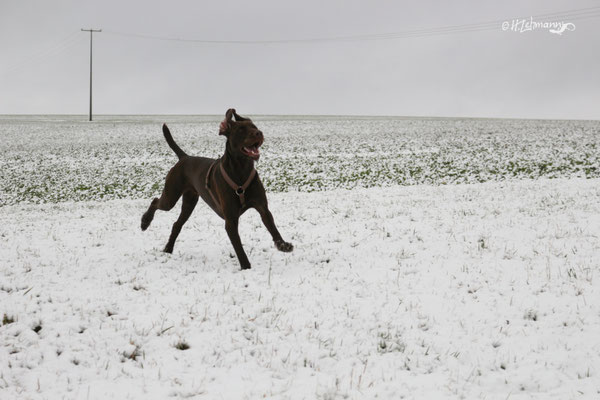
[222,144,255,183]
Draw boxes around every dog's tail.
[162,124,187,160]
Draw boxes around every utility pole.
[81,28,101,121]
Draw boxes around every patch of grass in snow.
[577,368,592,379]
[377,330,406,354]
[478,236,488,250]
[174,340,190,351]
[1,116,599,205]
[523,309,538,321]
[122,342,143,362]
[2,314,15,325]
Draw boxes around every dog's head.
[219,108,264,161]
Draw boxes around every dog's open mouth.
[242,142,262,160]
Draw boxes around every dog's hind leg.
[224,216,252,270]
[141,168,184,231]
[163,191,198,253]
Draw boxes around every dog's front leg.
[225,217,251,270]
[256,206,294,253]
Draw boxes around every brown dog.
[141,108,293,270]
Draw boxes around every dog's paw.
[163,245,173,254]
[141,213,152,231]
[275,240,294,252]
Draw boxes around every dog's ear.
[233,111,249,122]
[219,108,235,136]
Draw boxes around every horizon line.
[0,113,598,122]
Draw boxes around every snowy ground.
[1,178,599,399]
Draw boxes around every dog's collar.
[205,159,257,211]
[219,161,256,205]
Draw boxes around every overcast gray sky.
[1,0,599,119]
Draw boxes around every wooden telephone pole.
[81,29,101,121]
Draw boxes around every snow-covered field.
[1,178,599,399]
[1,115,599,205]
[1,115,600,399]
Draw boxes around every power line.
[102,6,600,45]
[3,5,598,75]
[2,31,84,74]
[2,6,598,79]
